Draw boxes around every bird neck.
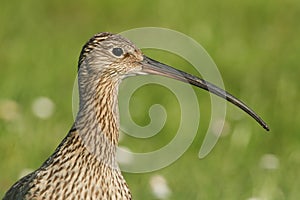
[75,68,121,169]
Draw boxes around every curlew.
[3,32,269,200]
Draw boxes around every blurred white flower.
[0,99,20,121]
[247,197,261,200]
[32,97,55,119]
[150,175,171,199]
[260,154,279,170]
[116,146,134,165]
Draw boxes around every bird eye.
[112,47,124,57]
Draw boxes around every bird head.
[78,32,144,80]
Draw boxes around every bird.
[3,32,269,200]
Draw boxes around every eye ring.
[112,47,124,57]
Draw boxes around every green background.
[1,0,299,199]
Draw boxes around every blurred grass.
[1,0,300,199]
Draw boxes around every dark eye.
[112,47,124,57]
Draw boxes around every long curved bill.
[140,56,269,131]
